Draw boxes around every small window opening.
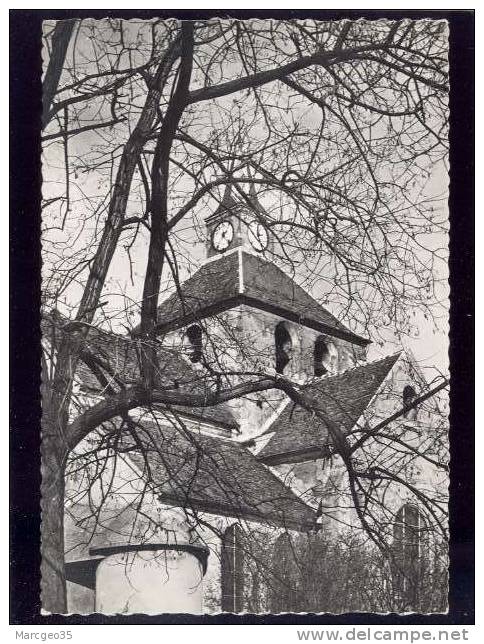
[184,324,203,363]
[275,322,293,374]
[403,385,418,420]
[314,336,329,377]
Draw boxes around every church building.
[61,186,447,614]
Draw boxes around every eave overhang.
[156,493,317,533]
[258,445,332,467]
[155,293,370,347]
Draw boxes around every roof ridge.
[141,417,238,440]
[41,311,129,343]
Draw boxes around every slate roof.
[154,249,369,346]
[42,314,238,430]
[155,251,240,329]
[258,353,401,465]
[65,423,317,560]
[124,422,316,530]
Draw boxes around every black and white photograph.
[9,9,474,624]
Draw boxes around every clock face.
[248,220,269,252]
[211,220,234,252]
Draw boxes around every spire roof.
[248,183,267,218]
[205,183,239,224]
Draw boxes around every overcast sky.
[41,18,450,381]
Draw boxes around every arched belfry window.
[221,524,244,612]
[314,336,329,376]
[392,504,427,608]
[275,322,293,374]
[183,324,203,363]
[403,385,418,420]
[314,336,338,376]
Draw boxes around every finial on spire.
[217,182,237,214]
[205,181,238,224]
[221,182,234,205]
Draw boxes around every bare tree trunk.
[40,38,182,613]
[40,407,68,613]
[42,20,76,129]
